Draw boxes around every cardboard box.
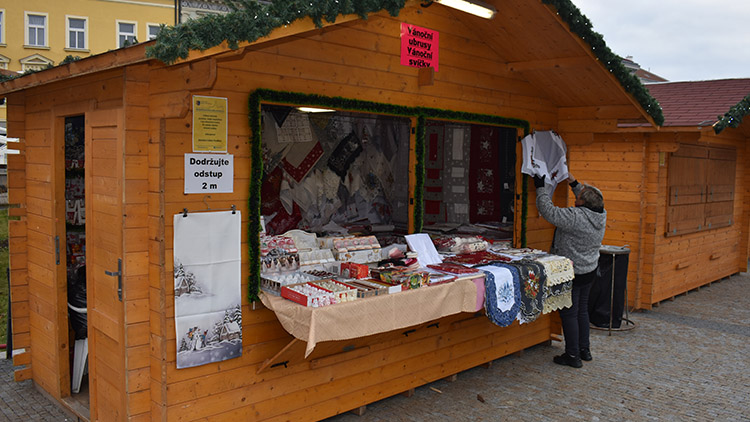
[342,280,388,298]
[260,271,318,295]
[281,282,337,307]
[310,279,358,303]
[334,248,382,264]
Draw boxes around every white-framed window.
[0,54,9,70]
[25,12,48,47]
[116,20,137,48]
[0,10,6,45]
[147,23,162,40]
[66,16,88,50]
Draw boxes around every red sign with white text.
[400,23,439,72]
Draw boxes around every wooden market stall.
[0,1,661,421]
[558,79,750,309]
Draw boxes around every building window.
[26,12,48,47]
[0,55,9,69]
[0,10,5,45]
[117,21,137,48]
[67,16,87,50]
[147,24,162,40]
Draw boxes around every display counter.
[260,275,486,359]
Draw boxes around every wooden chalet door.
[85,109,127,421]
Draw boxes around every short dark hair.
[579,185,604,211]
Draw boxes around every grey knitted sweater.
[535,183,606,274]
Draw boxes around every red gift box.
[341,262,370,279]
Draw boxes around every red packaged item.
[341,262,370,279]
[281,282,336,307]
[427,262,478,274]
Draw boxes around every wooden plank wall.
[555,131,651,309]
[122,64,153,422]
[6,68,126,400]
[649,131,748,304]
[558,128,749,308]
[16,86,61,395]
[147,7,564,422]
[6,91,32,381]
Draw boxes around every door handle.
[105,258,123,301]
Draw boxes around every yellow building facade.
[0,0,176,125]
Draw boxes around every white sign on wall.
[184,153,234,194]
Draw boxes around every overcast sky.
[570,0,750,82]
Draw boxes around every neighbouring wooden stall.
[641,80,749,307]
[0,1,662,420]
[558,79,750,309]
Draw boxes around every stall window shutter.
[666,145,735,236]
[666,146,707,236]
[705,148,736,228]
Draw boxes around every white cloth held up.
[521,130,569,192]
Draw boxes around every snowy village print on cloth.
[173,210,242,369]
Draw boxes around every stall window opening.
[422,120,516,242]
[260,106,411,237]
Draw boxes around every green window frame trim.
[248,88,530,302]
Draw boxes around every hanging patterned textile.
[536,255,575,314]
[543,280,573,315]
[478,263,521,327]
[508,260,547,324]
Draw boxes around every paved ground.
[1,273,749,421]
[0,355,76,421]
[326,273,750,422]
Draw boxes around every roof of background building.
[646,79,750,127]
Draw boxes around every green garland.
[414,115,426,233]
[714,93,750,134]
[247,88,529,302]
[147,0,407,64]
[248,90,264,303]
[541,0,664,126]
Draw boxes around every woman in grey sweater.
[534,174,606,368]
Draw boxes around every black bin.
[589,245,630,329]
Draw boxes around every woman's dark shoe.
[580,348,592,361]
[553,353,583,368]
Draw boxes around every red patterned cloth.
[443,251,512,266]
[469,126,502,222]
[281,141,324,182]
[427,263,478,274]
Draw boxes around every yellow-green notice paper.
[193,95,228,152]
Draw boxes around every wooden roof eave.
[171,12,368,66]
[445,0,657,130]
[535,1,659,130]
[0,1,423,97]
[0,43,154,96]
